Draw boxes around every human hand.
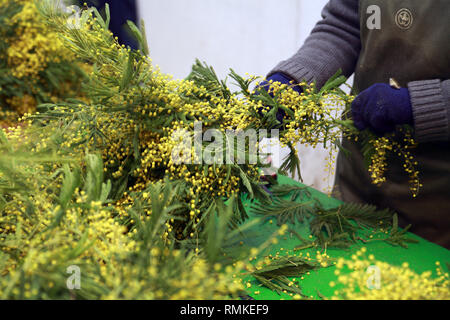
[351,83,413,135]
[257,72,303,123]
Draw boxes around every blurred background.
[119,0,352,192]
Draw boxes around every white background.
[137,0,347,192]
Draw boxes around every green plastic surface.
[240,175,450,300]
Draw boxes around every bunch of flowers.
[0,0,87,127]
[0,132,251,299]
[0,1,430,300]
[22,1,362,242]
[330,248,449,300]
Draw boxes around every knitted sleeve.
[408,79,450,142]
[268,0,361,89]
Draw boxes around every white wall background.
[137,0,345,192]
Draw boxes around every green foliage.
[0,0,86,124]
[252,198,314,226]
[252,184,417,249]
[187,59,232,100]
[251,256,321,297]
[278,143,303,181]
[0,1,423,300]
[0,147,251,299]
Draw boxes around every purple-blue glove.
[352,83,414,135]
[83,0,138,49]
[258,72,303,123]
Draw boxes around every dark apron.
[334,0,450,248]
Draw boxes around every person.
[82,0,138,49]
[264,0,450,248]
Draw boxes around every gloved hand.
[83,0,138,49]
[257,72,302,123]
[351,83,414,135]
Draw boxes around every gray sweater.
[268,0,450,143]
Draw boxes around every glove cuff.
[267,72,294,84]
[408,79,449,143]
[266,72,303,94]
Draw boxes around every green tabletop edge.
[239,175,450,300]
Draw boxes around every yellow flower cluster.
[276,84,348,148]
[3,0,74,79]
[368,136,391,185]
[0,140,245,299]
[0,0,88,125]
[11,5,266,235]
[0,2,431,300]
[331,248,449,300]
[368,129,421,197]
[93,250,243,300]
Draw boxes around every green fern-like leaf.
[251,198,314,226]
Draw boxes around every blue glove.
[83,0,138,49]
[351,83,414,135]
[257,72,302,123]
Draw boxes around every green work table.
[239,175,450,300]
